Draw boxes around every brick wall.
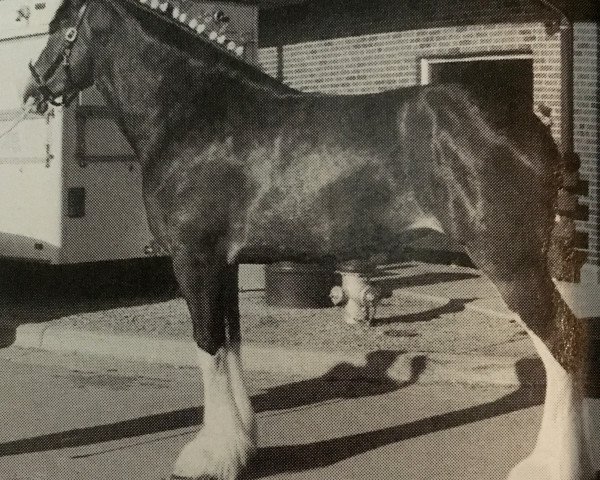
[574,22,599,271]
[259,0,598,48]
[260,22,562,140]
[259,21,600,278]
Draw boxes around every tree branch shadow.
[375,298,477,325]
[372,272,480,292]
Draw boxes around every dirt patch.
[238,293,528,354]
[4,262,534,357]
[43,291,530,356]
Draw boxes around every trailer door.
[0,0,64,262]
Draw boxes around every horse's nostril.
[22,76,38,104]
[20,76,49,114]
[35,100,49,114]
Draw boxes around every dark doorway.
[428,58,534,126]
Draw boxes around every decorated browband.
[137,0,246,57]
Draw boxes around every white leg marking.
[172,346,255,480]
[226,342,257,440]
[507,328,594,480]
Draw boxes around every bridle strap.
[29,3,89,107]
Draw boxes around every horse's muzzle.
[22,75,49,114]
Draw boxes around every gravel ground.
[0,261,534,357]
[38,290,531,356]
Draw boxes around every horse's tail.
[548,132,585,281]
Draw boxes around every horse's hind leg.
[467,245,594,480]
[170,249,255,480]
[402,83,594,478]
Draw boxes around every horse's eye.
[48,2,71,33]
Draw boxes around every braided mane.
[50,0,292,92]
[106,0,294,93]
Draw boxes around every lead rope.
[0,98,36,141]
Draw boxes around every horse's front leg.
[223,265,257,442]
[170,249,256,480]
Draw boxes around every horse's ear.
[70,0,87,10]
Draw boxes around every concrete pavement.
[0,347,546,480]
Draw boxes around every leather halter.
[28,3,89,107]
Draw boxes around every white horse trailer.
[0,0,259,265]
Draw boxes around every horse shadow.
[0,349,421,457]
[370,269,480,325]
[0,262,553,475]
[0,352,546,479]
[252,350,427,412]
[245,357,546,478]
[0,262,478,347]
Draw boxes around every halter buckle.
[65,27,78,42]
[28,3,88,108]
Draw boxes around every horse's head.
[22,0,110,112]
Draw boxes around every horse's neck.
[94,19,284,164]
[94,46,172,162]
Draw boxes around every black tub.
[265,261,336,308]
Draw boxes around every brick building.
[252,0,599,282]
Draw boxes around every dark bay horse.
[22,0,594,478]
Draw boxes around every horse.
[22,0,595,479]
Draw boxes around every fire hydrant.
[329,261,381,326]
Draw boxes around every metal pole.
[535,0,575,158]
[559,16,574,157]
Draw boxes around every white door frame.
[420,54,534,85]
